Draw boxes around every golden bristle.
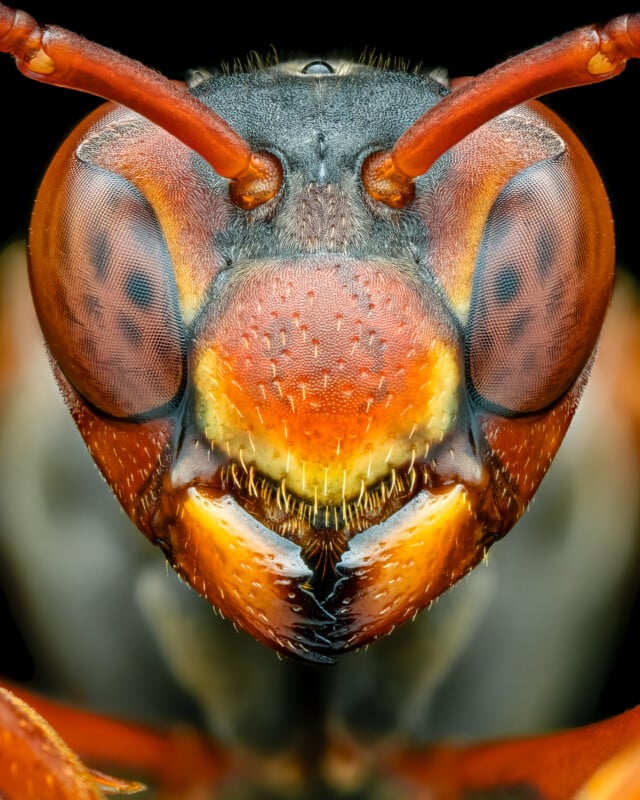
[220,462,421,574]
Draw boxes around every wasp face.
[30,63,613,660]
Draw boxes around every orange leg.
[576,738,640,800]
[0,685,142,798]
[0,684,232,798]
[387,707,640,799]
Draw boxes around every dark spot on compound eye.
[89,229,111,281]
[520,349,538,374]
[494,263,521,305]
[83,292,104,322]
[507,308,533,343]
[118,313,142,348]
[301,61,335,75]
[125,270,155,309]
[536,229,556,280]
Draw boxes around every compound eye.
[466,156,611,415]
[30,167,186,419]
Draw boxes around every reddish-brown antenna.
[0,4,282,209]
[363,14,640,207]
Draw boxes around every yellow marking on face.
[193,339,460,502]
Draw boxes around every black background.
[1,0,639,727]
